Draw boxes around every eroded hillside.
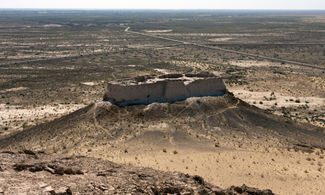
[1,92,325,194]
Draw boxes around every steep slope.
[1,92,324,152]
[1,92,325,194]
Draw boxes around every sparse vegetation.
[0,10,324,195]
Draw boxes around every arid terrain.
[0,151,274,194]
[0,10,325,194]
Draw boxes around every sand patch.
[229,60,290,68]
[0,103,85,135]
[144,29,173,33]
[232,90,325,110]
[0,87,28,93]
[301,16,325,23]
[148,122,169,130]
[127,44,158,49]
[154,69,171,74]
[43,24,63,28]
[81,82,98,86]
[209,38,233,42]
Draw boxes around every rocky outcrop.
[104,73,227,106]
[0,151,274,195]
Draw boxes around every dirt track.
[127,29,325,71]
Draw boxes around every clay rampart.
[104,74,226,106]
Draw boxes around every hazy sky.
[1,0,325,10]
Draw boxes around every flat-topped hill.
[104,73,226,106]
[1,75,325,194]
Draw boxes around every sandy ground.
[81,82,99,86]
[2,94,324,195]
[209,38,233,42]
[0,103,85,136]
[229,89,325,128]
[229,60,291,68]
[159,33,287,37]
[0,87,29,93]
[87,143,325,195]
[144,29,173,33]
[43,24,63,28]
[231,90,325,110]
[154,68,171,74]
[127,44,162,49]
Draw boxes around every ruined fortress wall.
[164,80,190,101]
[106,81,166,104]
[105,75,227,106]
[186,78,225,97]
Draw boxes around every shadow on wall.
[103,74,227,106]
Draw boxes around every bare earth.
[1,10,325,195]
[1,94,324,195]
[0,151,275,194]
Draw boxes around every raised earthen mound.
[1,87,325,194]
[0,151,274,195]
[1,92,324,153]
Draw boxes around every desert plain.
[0,10,325,194]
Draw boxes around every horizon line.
[1,8,325,11]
